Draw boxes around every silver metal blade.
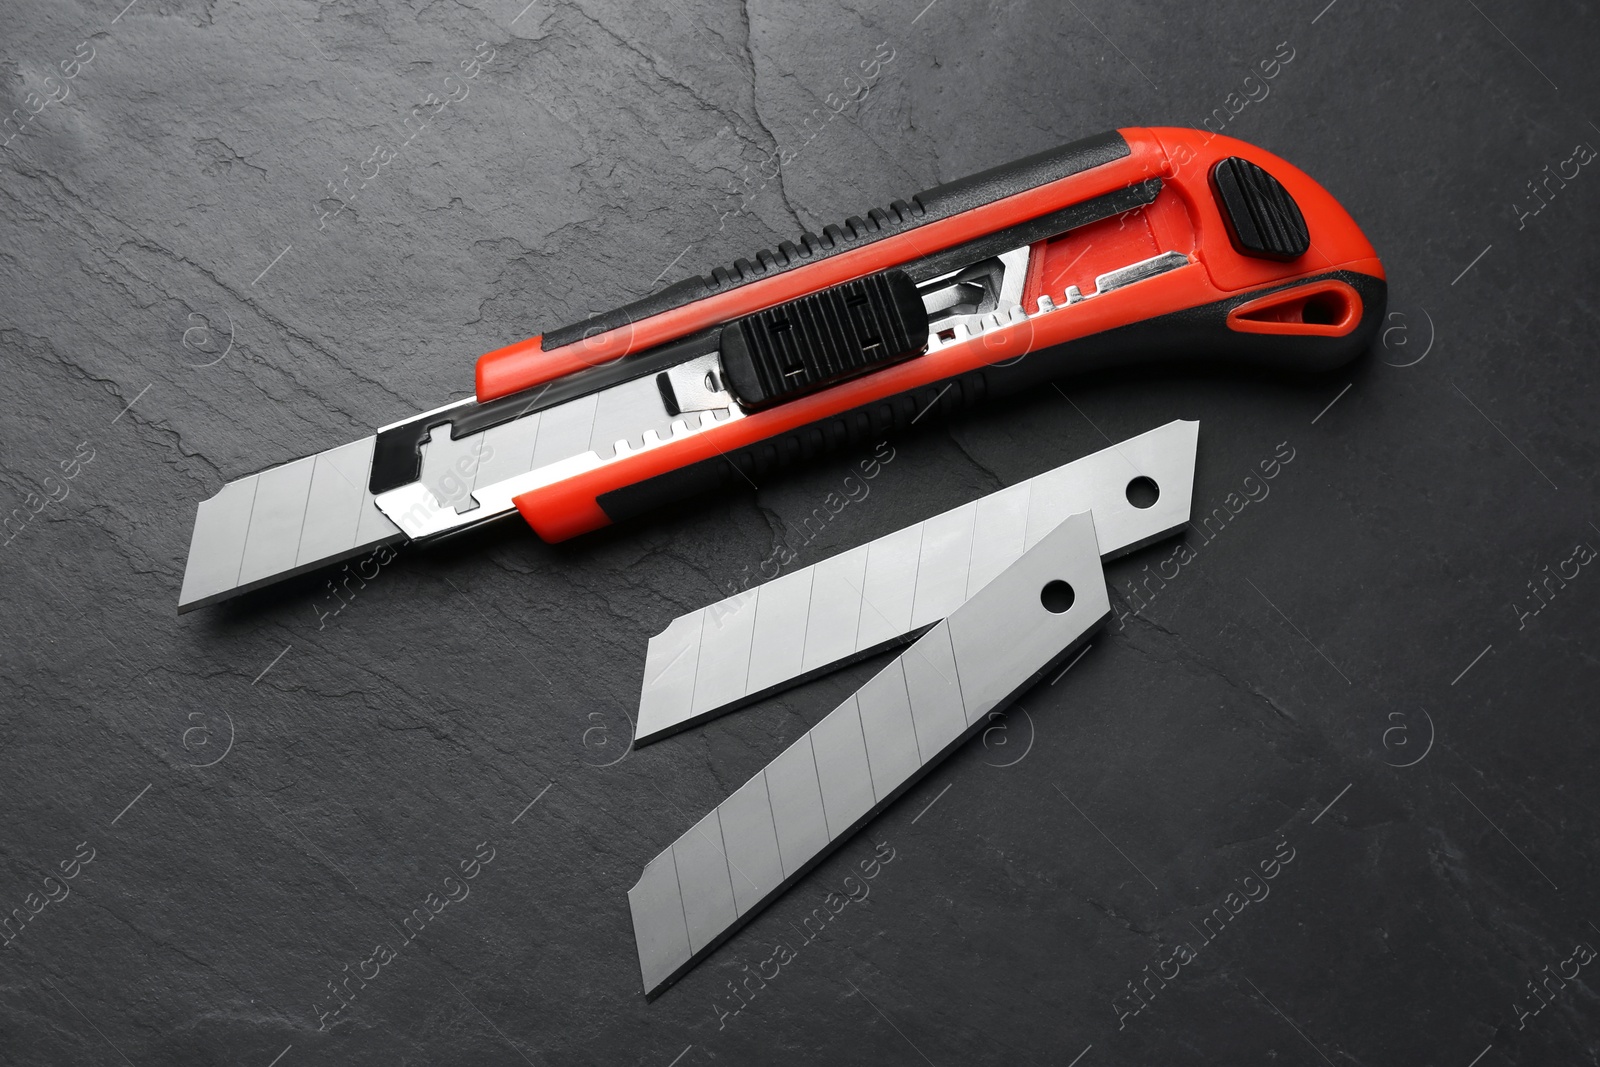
[178,436,404,612]
[918,245,1031,339]
[925,247,1192,353]
[1095,250,1191,294]
[371,358,741,541]
[634,418,1197,744]
[628,509,1111,997]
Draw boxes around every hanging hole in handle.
[1226,279,1362,337]
[1125,476,1159,509]
[1040,580,1076,614]
[1301,291,1346,325]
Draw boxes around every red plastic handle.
[478,128,1383,540]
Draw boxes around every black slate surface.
[3,1,1598,1064]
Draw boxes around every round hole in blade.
[1040,580,1076,614]
[1125,476,1159,509]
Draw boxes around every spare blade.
[634,418,1197,744]
[628,509,1110,998]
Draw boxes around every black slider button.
[720,269,930,409]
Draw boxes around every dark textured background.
[3,0,1598,1063]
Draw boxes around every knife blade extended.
[179,127,1385,613]
[175,185,1152,612]
[178,363,742,611]
[633,419,1197,745]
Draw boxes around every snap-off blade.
[628,509,1111,997]
[634,419,1197,745]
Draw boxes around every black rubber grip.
[539,131,1130,350]
[595,270,1387,524]
[596,375,991,523]
[1010,269,1388,378]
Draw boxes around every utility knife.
[178,127,1385,611]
